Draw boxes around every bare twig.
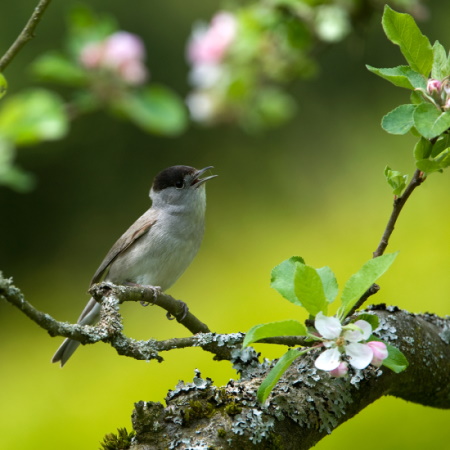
[373,169,425,258]
[346,283,380,318]
[0,0,52,72]
[346,168,426,317]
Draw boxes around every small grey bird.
[52,165,216,367]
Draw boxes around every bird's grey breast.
[106,203,205,290]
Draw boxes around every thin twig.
[0,0,52,72]
[373,169,425,258]
[346,283,380,319]
[89,282,211,335]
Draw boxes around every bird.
[52,165,217,367]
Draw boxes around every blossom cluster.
[79,31,148,86]
[313,312,388,377]
[185,12,237,122]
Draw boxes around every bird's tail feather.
[51,298,101,367]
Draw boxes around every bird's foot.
[166,300,189,322]
[139,285,162,306]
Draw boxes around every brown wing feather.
[90,210,157,286]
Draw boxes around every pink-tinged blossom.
[79,31,148,85]
[427,78,442,94]
[187,12,237,65]
[367,341,388,367]
[314,312,385,373]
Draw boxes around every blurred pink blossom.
[187,12,237,65]
[79,31,148,85]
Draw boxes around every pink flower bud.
[367,341,388,367]
[79,31,148,85]
[427,79,442,94]
[329,362,348,378]
[187,12,237,65]
[102,32,146,67]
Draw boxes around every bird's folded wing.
[90,210,158,286]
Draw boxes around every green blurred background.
[1,1,449,448]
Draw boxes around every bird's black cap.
[152,165,197,192]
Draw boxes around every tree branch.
[0,274,317,363]
[0,0,52,72]
[129,307,450,449]
[373,169,425,258]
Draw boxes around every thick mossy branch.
[129,307,450,449]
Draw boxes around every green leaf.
[382,6,433,76]
[0,89,69,145]
[355,314,379,330]
[416,146,450,174]
[384,166,408,196]
[0,73,7,99]
[410,90,425,105]
[415,159,442,174]
[0,138,35,192]
[382,344,408,373]
[271,256,305,306]
[432,41,450,81]
[294,263,328,316]
[382,104,416,135]
[434,148,450,168]
[337,253,398,320]
[243,320,307,347]
[316,266,338,303]
[32,52,88,86]
[366,65,426,90]
[257,348,303,403]
[431,134,450,157]
[413,137,433,160]
[112,85,187,136]
[413,103,450,139]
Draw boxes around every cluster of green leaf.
[187,0,424,132]
[369,6,450,193]
[32,5,187,136]
[0,4,187,192]
[243,253,407,403]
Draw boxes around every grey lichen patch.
[373,314,399,342]
[232,409,275,443]
[193,332,244,348]
[230,346,272,380]
[166,369,214,402]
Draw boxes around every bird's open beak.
[192,166,218,187]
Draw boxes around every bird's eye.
[175,179,185,189]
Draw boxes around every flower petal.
[367,341,388,367]
[345,343,373,369]
[344,320,372,342]
[315,312,342,339]
[315,347,341,371]
[329,362,348,378]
